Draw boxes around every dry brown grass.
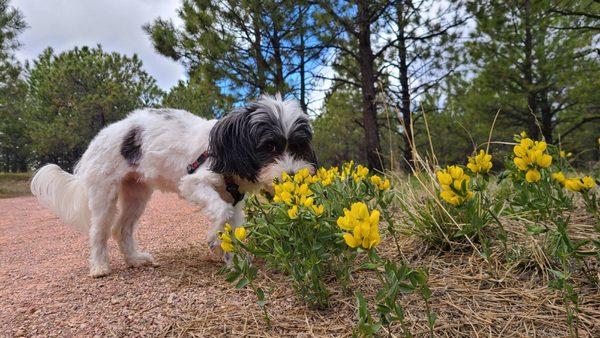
[156,210,599,337]
[0,172,31,198]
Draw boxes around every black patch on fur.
[121,127,143,166]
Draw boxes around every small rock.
[167,293,176,304]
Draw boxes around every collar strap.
[224,175,245,206]
[186,151,245,206]
[187,151,210,174]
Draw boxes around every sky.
[12,0,187,90]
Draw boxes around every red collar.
[186,151,245,205]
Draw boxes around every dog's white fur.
[31,96,312,277]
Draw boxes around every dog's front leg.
[179,172,234,243]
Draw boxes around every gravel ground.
[0,192,226,337]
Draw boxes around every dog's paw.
[207,239,224,256]
[126,252,157,268]
[223,252,233,266]
[89,262,111,278]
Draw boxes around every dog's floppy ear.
[208,107,261,181]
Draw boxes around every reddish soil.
[0,192,222,337]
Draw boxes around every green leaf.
[235,277,250,289]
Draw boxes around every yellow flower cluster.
[370,175,391,190]
[513,138,552,183]
[273,169,325,217]
[467,150,492,174]
[436,166,473,206]
[352,165,369,182]
[337,202,381,249]
[219,223,247,253]
[314,167,339,186]
[552,172,596,192]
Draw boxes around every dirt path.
[0,192,227,336]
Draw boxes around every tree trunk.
[271,26,285,94]
[523,0,539,139]
[396,2,413,171]
[299,23,307,113]
[357,0,383,171]
[540,91,553,143]
[252,11,267,94]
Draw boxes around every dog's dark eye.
[260,142,278,153]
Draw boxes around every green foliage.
[162,69,234,119]
[459,0,599,156]
[24,46,162,170]
[0,0,29,171]
[313,85,366,166]
[145,0,323,103]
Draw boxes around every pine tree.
[0,0,28,171]
[315,0,395,171]
[25,46,162,170]
[464,0,599,144]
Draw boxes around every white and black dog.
[31,95,316,277]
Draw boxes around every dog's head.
[208,95,316,189]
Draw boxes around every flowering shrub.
[221,162,433,335]
[217,130,598,335]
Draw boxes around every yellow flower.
[288,205,298,218]
[234,227,246,241]
[297,167,311,179]
[302,196,315,207]
[436,166,473,206]
[370,175,391,190]
[520,131,527,138]
[581,176,596,190]
[467,150,493,174]
[513,156,530,171]
[311,204,324,216]
[565,176,596,192]
[352,165,369,182]
[219,223,234,252]
[220,241,234,253]
[525,169,541,183]
[536,153,552,168]
[440,190,461,206]
[370,175,381,185]
[436,171,452,186]
[552,172,566,184]
[512,137,552,177]
[338,203,380,250]
[559,150,572,158]
[533,141,547,152]
[564,178,583,192]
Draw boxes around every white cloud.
[12,0,186,90]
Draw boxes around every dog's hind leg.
[113,178,155,268]
[88,184,118,277]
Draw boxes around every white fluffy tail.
[30,164,91,232]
